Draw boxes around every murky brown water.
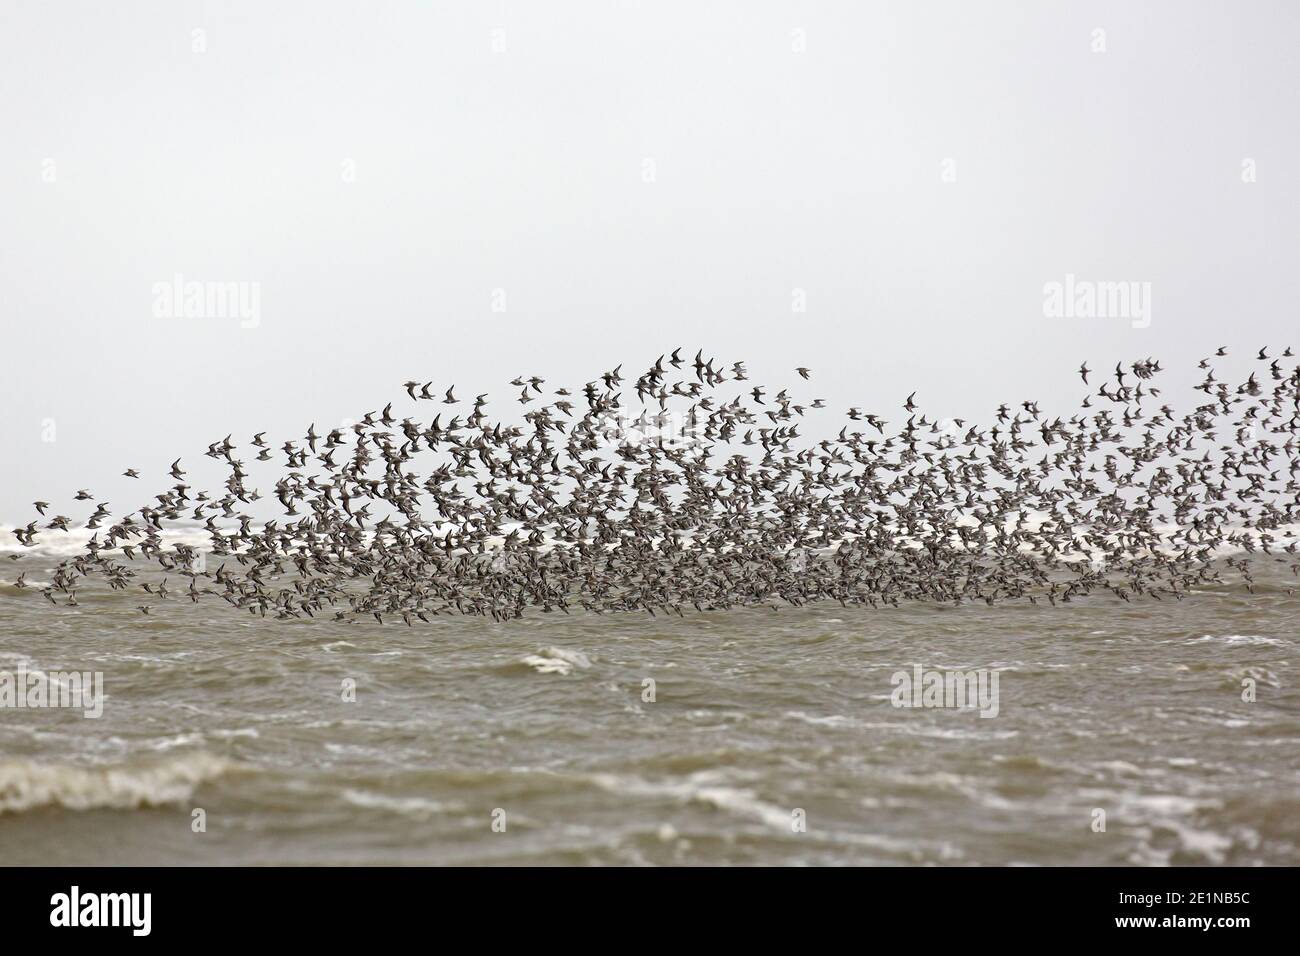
[2,552,1297,865]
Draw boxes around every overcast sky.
[2,1,1298,523]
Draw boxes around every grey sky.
[2,1,1298,522]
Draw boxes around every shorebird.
[10,346,1300,622]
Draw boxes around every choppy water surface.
[1,555,1297,866]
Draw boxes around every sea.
[1,529,1297,866]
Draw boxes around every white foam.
[588,770,792,830]
[340,789,457,819]
[1186,634,1288,647]
[0,751,236,813]
[520,647,592,675]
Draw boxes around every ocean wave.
[586,769,956,859]
[340,789,460,819]
[0,751,237,814]
[588,770,793,830]
[589,768,918,847]
[519,647,593,675]
[0,523,216,558]
[1185,634,1289,647]
[0,578,52,591]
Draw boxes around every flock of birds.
[10,347,1300,623]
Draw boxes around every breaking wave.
[0,751,237,814]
